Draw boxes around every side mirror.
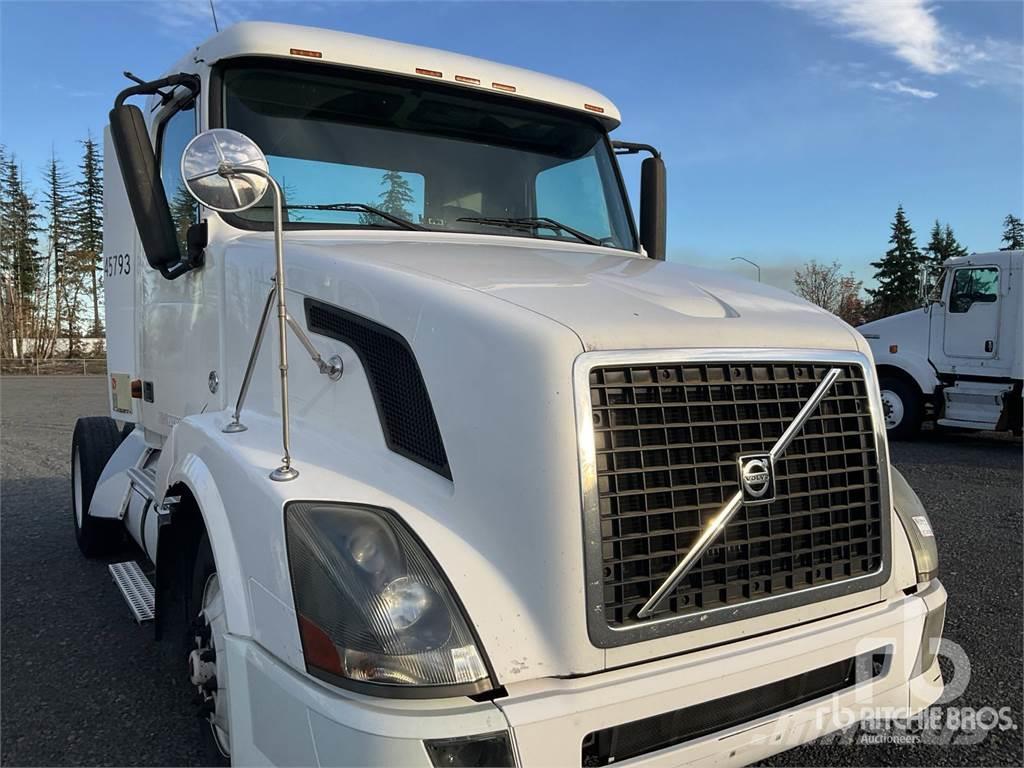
[181,129,270,212]
[109,104,182,276]
[611,141,667,261]
[639,155,667,261]
[108,73,201,280]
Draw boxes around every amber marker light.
[290,48,323,59]
[415,67,443,78]
[492,82,516,93]
[454,75,481,85]
[584,103,605,113]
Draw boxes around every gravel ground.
[1,376,1021,767]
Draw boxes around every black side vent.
[304,299,451,480]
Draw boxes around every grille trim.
[574,348,892,649]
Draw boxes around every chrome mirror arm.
[286,314,343,381]
[222,285,276,434]
[217,166,297,481]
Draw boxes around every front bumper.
[225,581,946,767]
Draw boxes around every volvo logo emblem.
[738,453,775,504]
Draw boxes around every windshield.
[220,62,636,250]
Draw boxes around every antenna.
[209,0,220,32]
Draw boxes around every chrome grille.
[587,359,885,634]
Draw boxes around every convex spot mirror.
[181,128,269,213]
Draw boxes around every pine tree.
[924,220,969,268]
[73,135,103,337]
[0,145,11,357]
[44,153,79,355]
[0,154,42,357]
[924,220,945,268]
[867,205,924,318]
[169,184,198,258]
[360,170,416,225]
[378,170,414,220]
[1001,214,1024,250]
[942,224,968,260]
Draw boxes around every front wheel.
[188,534,231,765]
[879,377,922,440]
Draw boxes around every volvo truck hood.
[288,234,863,353]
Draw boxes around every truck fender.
[157,453,251,639]
[875,355,939,398]
[87,428,148,520]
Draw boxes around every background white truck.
[860,250,1022,439]
[72,21,945,767]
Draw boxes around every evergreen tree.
[942,224,968,260]
[0,145,10,357]
[1001,214,1024,250]
[923,220,944,268]
[72,135,103,336]
[868,205,924,318]
[0,153,42,357]
[360,170,416,225]
[377,170,414,221]
[44,153,80,354]
[169,184,198,259]
[924,220,969,267]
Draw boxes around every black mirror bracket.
[158,221,208,281]
[114,72,201,111]
[612,141,667,261]
[109,72,203,280]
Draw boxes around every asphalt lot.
[2,375,1022,767]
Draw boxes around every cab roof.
[184,21,622,129]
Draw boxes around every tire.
[188,534,231,765]
[71,417,125,557]
[879,376,922,440]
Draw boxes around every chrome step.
[108,561,155,623]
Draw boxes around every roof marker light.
[492,82,516,93]
[584,103,605,114]
[416,68,443,78]
[455,75,481,85]
[290,48,323,59]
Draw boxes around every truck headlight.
[286,502,491,694]
[891,467,939,583]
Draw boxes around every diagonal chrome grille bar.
[635,367,843,619]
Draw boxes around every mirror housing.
[108,73,201,280]
[640,155,667,261]
[612,141,667,261]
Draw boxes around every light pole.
[731,256,761,282]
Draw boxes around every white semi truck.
[74,22,946,767]
[859,250,1022,439]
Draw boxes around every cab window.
[536,153,614,242]
[949,267,999,313]
[157,102,198,258]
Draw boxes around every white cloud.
[784,0,1022,87]
[138,1,255,37]
[868,79,938,99]
[785,0,954,74]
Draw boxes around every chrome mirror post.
[182,129,344,483]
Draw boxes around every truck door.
[943,265,1000,359]
[136,97,223,437]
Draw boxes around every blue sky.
[1,0,1021,289]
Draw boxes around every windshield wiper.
[456,216,601,246]
[266,202,427,231]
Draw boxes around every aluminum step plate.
[109,561,155,623]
